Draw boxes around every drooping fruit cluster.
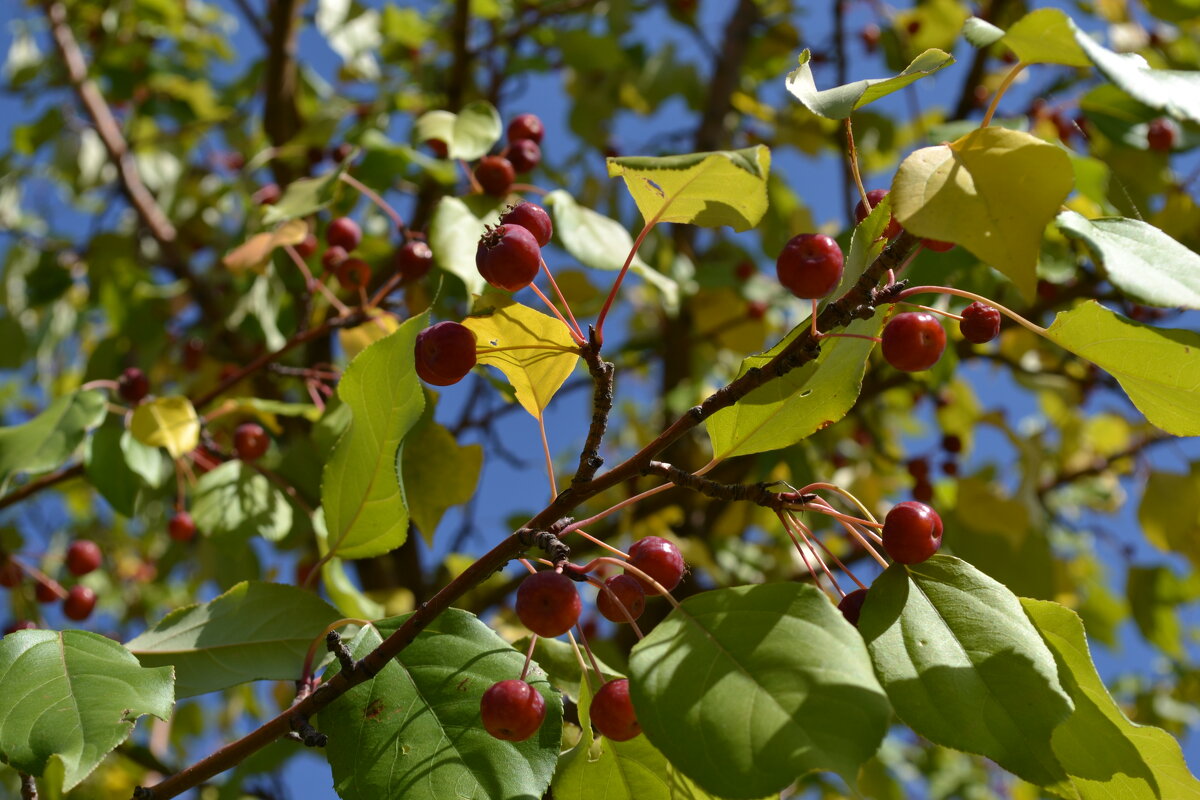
[626,536,686,592]
[515,569,582,638]
[477,223,542,292]
[881,312,946,372]
[881,501,943,564]
[590,678,641,741]
[468,112,546,197]
[480,679,546,741]
[414,321,477,386]
[775,233,844,300]
[959,302,1002,344]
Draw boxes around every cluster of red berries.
[469,113,545,197]
[301,214,432,293]
[0,540,103,625]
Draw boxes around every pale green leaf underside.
[1071,21,1200,123]
[543,189,650,272]
[0,390,107,487]
[786,48,954,120]
[428,195,503,296]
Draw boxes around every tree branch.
[263,0,303,180]
[0,463,84,512]
[571,330,614,487]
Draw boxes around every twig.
[0,463,84,512]
[571,330,614,487]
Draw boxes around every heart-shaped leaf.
[0,390,106,486]
[130,395,201,459]
[786,48,954,119]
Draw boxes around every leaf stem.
[981,61,1027,128]
[340,173,406,233]
[536,413,557,498]
[594,218,658,345]
[475,344,581,355]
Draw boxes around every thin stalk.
[529,283,585,344]
[476,344,581,355]
[844,118,869,207]
[519,635,538,681]
[784,512,842,596]
[797,482,879,525]
[586,575,645,638]
[284,245,351,315]
[541,257,584,340]
[536,414,557,498]
[898,301,963,321]
[595,217,659,343]
[340,173,405,232]
[981,62,1028,128]
[566,631,599,693]
[574,622,608,685]
[894,285,1047,336]
[593,556,680,610]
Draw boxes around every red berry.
[427,138,449,159]
[941,434,962,454]
[860,23,881,51]
[253,183,281,206]
[596,575,647,624]
[590,679,640,742]
[942,459,959,477]
[294,233,319,259]
[882,501,943,564]
[922,238,955,253]
[838,588,868,626]
[854,190,902,239]
[507,113,545,144]
[327,217,362,251]
[0,559,20,588]
[959,302,1001,344]
[734,261,755,281]
[395,241,434,282]
[332,143,354,163]
[475,156,516,197]
[321,246,348,272]
[415,322,477,386]
[906,458,930,480]
[1147,117,1177,152]
[881,312,946,372]
[63,585,97,621]
[506,139,541,173]
[516,570,582,638]
[498,202,553,247]
[476,224,542,292]
[480,679,546,741]
[182,338,204,370]
[234,423,269,461]
[3,620,37,635]
[35,580,60,603]
[746,300,768,320]
[912,480,934,503]
[66,540,102,576]
[118,367,149,403]
[775,233,844,299]
[626,536,685,592]
[336,258,372,292]
[169,511,197,542]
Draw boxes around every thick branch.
[263,0,303,174]
[645,461,815,509]
[572,330,614,487]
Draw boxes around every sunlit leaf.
[221,219,309,274]
[413,101,502,161]
[543,189,650,272]
[1071,21,1200,123]
[262,162,349,225]
[314,508,385,620]
[338,309,401,362]
[191,461,293,542]
[786,49,954,119]
[0,390,106,486]
[400,406,482,546]
[1139,468,1200,568]
[130,395,201,459]
[992,9,1091,67]
[428,195,503,296]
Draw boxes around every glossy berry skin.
[321,246,348,272]
[480,680,545,742]
[838,588,868,627]
[35,580,60,603]
[66,540,102,576]
[516,570,582,638]
[475,156,516,197]
[395,241,434,281]
[775,233,844,300]
[882,501,943,564]
[326,217,362,251]
[596,575,647,624]
[118,367,150,403]
[506,139,541,173]
[499,202,553,247]
[414,322,477,386]
[590,679,640,741]
[476,224,541,292]
[507,113,545,144]
[922,238,955,253]
[169,511,197,542]
[234,423,269,461]
[63,585,97,621]
[626,536,685,592]
[336,258,372,292]
[1147,117,1176,152]
[959,302,1002,344]
[0,559,20,588]
[881,312,946,372]
[294,234,319,259]
[854,189,902,239]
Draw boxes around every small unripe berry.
[881,312,946,372]
[498,202,553,247]
[854,189,902,239]
[395,241,434,282]
[118,367,150,403]
[590,679,640,741]
[775,233,844,299]
[596,575,647,623]
[169,511,197,542]
[515,570,582,638]
[234,423,269,461]
[476,224,541,292]
[336,258,372,292]
[414,322,477,386]
[959,302,1001,344]
[326,217,362,251]
[63,585,97,621]
[507,113,545,144]
[882,501,943,564]
[475,156,516,196]
[480,679,545,741]
[506,139,542,173]
[66,540,102,576]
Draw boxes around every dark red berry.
[480,679,546,741]
[941,434,962,454]
[234,423,269,461]
[590,679,640,742]
[0,559,21,588]
[395,241,434,281]
[182,338,204,370]
[959,302,1001,344]
[854,189,902,239]
[3,620,37,635]
[476,224,541,292]
[336,258,372,292]
[118,367,150,403]
[66,540,102,576]
[775,233,844,299]
[321,246,348,272]
[942,460,959,477]
[1147,117,1177,152]
[427,138,449,159]
[515,570,582,638]
[838,588,868,626]
[35,580,60,603]
[326,217,362,251]
[912,480,934,503]
[626,536,685,592]
[475,156,516,197]
[253,183,281,206]
[735,260,755,281]
[169,511,197,542]
[596,575,647,624]
[332,143,354,163]
[881,312,946,372]
[906,458,930,480]
[63,585,97,621]
[294,233,319,259]
[882,501,943,564]
[414,321,477,386]
[506,139,541,173]
[922,238,955,253]
[860,23,881,52]
[746,300,768,320]
[905,18,921,35]
[507,113,545,144]
[498,202,553,247]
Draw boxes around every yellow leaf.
[130,396,200,459]
[221,219,309,274]
[338,310,401,362]
[463,298,580,417]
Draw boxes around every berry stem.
[540,257,585,341]
[777,510,828,593]
[798,503,884,532]
[510,183,547,196]
[806,528,869,591]
[593,555,681,610]
[528,283,587,345]
[460,160,484,194]
[844,118,870,208]
[475,344,581,355]
[573,621,608,684]
[81,379,120,392]
[536,413,557,499]
[587,575,645,637]
[595,213,663,345]
[797,482,880,525]
[568,530,629,558]
[519,634,538,681]
[782,511,842,597]
[339,173,406,234]
[284,245,352,316]
[565,630,600,694]
[894,285,1047,336]
[981,61,1028,128]
[897,301,963,321]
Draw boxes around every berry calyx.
[838,588,868,626]
[596,575,647,623]
[506,139,542,173]
[959,302,1001,344]
[234,423,269,461]
[515,570,582,638]
[498,202,553,247]
[881,312,946,372]
[590,679,640,742]
[395,241,434,282]
[169,511,197,542]
[475,156,516,197]
[882,501,943,564]
[321,246,348,272]
[294,233,319,259]
[626,536,685,592]
[336,258,372,292]
[63,585,97,621]
[775,233,844,300]
[854,189,902,239]
[480,679,546,741]
[66,540,102,576]
[326,217,362,251]
[414,322,477,386]
[1146,117,1177,152]
[118,367,150,403]
[476,224,542,292]
[507,113,545,144]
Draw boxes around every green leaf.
[628,583,890,798]
[322,609,562,800]
[962,17,1004,48]
[1055,210,1200,309]
[321,314,425,560]
[428,195,503,296]
[892,127,1073,302]
[0,390,106,486]
[126,581,340,698]
[859,555,1074,789]
[1022,598,1200,798]
[400,406,483,546]
[262,161,349,225]
[130,395,201,459]
[1139,468,1200,568]
[84,421,140,517]
[605,146,771,231]
[706,314,883,459]
[1126,566,1197,658]
[314,508,385,620]
[192,461,293,542]
[833,193,891,301]
[413,101,502,161]
[543,189,650,272]
[785,48,954,119]
[0,630,173,791]
[995,9,1091,67]
[463,298,580,418]
[1043,301,1200,436]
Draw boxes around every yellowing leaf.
[130,396,200,459]
[891,127,1073,302]
[221,219,309,274]
[463,299,580,418]
[400,409,483,547]
[1000,9,1091,67]
[339,310,401,362]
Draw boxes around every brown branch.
[572,330,614,487]
[446,0,472,111]
[230,0,270,45]
[263,0,303,181]
[645,461,815,509]
[1038,435,1173,495]
[0,463,84,512]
